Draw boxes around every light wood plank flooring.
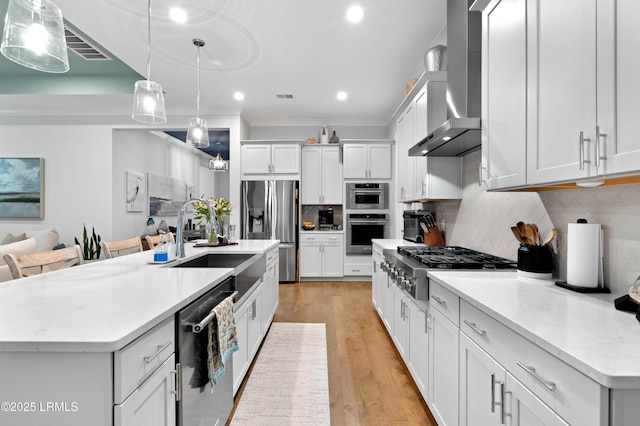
[229,281,437,426]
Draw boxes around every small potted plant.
[74,224,102,260]
[194,197,232,243]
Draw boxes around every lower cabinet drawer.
[114,317,175,404]
[429,281,460,326]
[344,263,372,276]
[460,300,606,426]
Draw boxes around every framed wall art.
[147,173,187,216]
[0,158,44,219]
[126,171,145,212]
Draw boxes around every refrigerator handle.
[272,181,278,240]
[242,182,248,239]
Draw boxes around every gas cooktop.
[397,246,516,269]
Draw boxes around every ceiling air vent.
[64,27,111,60]
[276,94,294,99]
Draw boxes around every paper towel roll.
[566,222,602,288]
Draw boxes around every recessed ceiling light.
[234,92,245,101]
[442,136,452,141]
[169,7,188,23]
[337,91,348,101]
[422,149,428,154]
[346,5,364,23]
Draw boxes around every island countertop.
[428,270,640,389]
[0,239,279,353]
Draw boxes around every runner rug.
[230,322,330,425]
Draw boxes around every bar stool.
[3,245,84,279]
[100,236,143,259]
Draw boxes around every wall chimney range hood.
[409,0,481,157]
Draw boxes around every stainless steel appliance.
[175,277,235,426]
[403,210,433,243]
[382,246,516,301]
[346,183,389,209]
[241,180,298,282]
[409,0,482,157]
[346,213,388,254]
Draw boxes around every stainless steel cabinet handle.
[490,374,505,424]
[424,312,429,333]
[144,341,172,364]
[596,125,607,168]
[171,363,182,401]
[491,373,496,413]
[500,381,506,424]
[464,320,487,336]
[252,300,257,320]
[431,295,446,306]
[517,361,556,391]
[579,131,591,170]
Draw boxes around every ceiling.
[0,0,447,125]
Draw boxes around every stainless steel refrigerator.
[241,180,298,282]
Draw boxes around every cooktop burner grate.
[397,246,516,269]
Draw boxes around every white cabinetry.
[407,298,429,400]
[480,0,527,190]
[241,142,300,179]
[392,284,410,360]
[429,287,460,426]
[343,142,392,179]
[372,243,386,317]
[299,233,344,278]
[301,145,342,204]
[261,247,279,332]
[479,0,640,189]
[114,318,176,426]
[396,75,449,201]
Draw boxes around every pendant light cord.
[146,0,152,81]
[196,43,201,119]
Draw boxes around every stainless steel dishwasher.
[175,277,235,426]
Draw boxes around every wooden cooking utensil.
[542,228,557,246]
[511,226,526,245]
[531,223,540,245]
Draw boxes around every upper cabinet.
[479,0,640,190]
[301,145,343,205]
[395,74,461,201]
[343,141,393,180]
[241,141,301,180]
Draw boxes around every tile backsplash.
[430,150,640,296]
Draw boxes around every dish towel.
[207,296,239,387]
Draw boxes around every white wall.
[0,125,113,246]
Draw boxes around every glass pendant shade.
[0,0,69,73]
[131,0,167,124]
[209,153,228,172]
[132,79,167,124]
[187,117,210,148]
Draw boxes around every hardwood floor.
[230,281,437,426]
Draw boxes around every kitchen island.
[0,239,279,426]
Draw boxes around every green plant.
[74,224,102,260]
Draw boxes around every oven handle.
[348,220,388,225]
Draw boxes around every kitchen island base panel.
[0,352,112,426]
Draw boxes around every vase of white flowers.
[194,196,232,244]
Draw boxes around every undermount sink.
[171,253,256,269]
[171,252,267,302]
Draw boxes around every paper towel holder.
[555,218,610,293]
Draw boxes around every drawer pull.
[464,320,487,336]
[431,295,446,306]
[144,341,172,364]
[171,363,182,401]
[517,361,556,391]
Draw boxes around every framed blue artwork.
[0,158,44,219]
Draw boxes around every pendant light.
[209,153,228,172]
[186,38,209,148]
[0,0,69,73]
[132,0,167,124]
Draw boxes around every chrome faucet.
[175,198,214,258]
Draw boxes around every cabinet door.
[232,305,249,395]
[408,300,428,399]
[372,254,385,316]
[322,238,344,277]
[429,307,460,426]
[393,287,409,361]
[368,144,393,179]
[301,147,322,204]
[526,0,597,184]
[396,108,411,201]
[261,264,277,331]
[482,0,527,190]
[271,144,300,174]
[599,1,640,175]
[343,144,368,178]
[459,333,504,426]
[115,354,176,426]
[383,279,395,334]
[247,290,263,358]
[506,372,569,426]
[242,145,272,175]
[299,240,322,277]
[321,147,343,204]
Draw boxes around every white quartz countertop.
[372,238,424,250]
[0,240,278,353]
[428,270,640,389]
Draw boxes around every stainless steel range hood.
[409,0,481,157]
